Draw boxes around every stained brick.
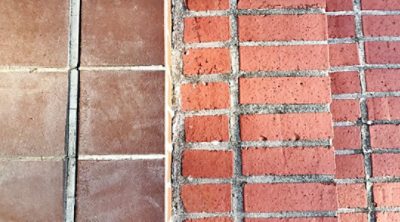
[370,125,400,149]
[238,0,326,9]
[184,48,231,75]
[373,183,400,207]
[330,72,361,94]
[365,69,400,92]
[185,115,229,142]
[335,154,365,179]
[182,150,233,178]
[372,154,400,177]
[363,15,400,37]
[365,42,400,64]
[239,14,327,41]
[240,113,333,141]
[376,212,400,222]
[336,183,367,208]
[329,44,359,67]
[181,82,230,111]
[186,0,230,11]
[338,213,368,222]
[333,126,361,150]
[328,16,356,39]
[331,99,361,122]
[184,17,230,43]
[326,0,354,12]
[239,77,331,104]
[240,45,329,71]
[368,97,400,120]
[362,0,400,10]
[181,184,231,213]
[244,183,337,212]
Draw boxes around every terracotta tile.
[76,160,164,221]
[79,71,164,154]
[0,161,64,221]
[0,73,67,156]
[81,0,164,66]
[0,0,68,66]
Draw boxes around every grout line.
[0,156,65,161]
[78,154,165,161]
[79,65,166,71]
[181,211,336,219]
[184,8,325,17]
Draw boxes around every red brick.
[239,77,331,105]
[372,154,400,177]
[186,0,230,11]
[327,0,353,12]
[365,42,400,64]
[240,45,329,71]
[244,183,337,212]
[338,213,368,222]
[335,154,365,179]
[330,72,361,94]
[336,183,367,208]
[184,48,231,75]
[370,125,400,149]
[333,126,361,150]
[186,218,232,222]
[239,14,327,41]
[182,150,233,178]
[329,44,359,67]
[363,16,400,37]
[181,184,231,213]
[184,17,230,43]
[376,212,400,222]
[328,16,356,39]
[245,219,336,222]
[240,113,333,141]
[242,147,335,176]
[238,0,326,9]
[373,183,400,207]
[365,69,400,92]
[185,115,229,142]
[181,82,230,111]
[362,0,400,10]
[368,97,400,120]
[331,99,361,122]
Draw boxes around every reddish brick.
[363,16,400,37]
[186,218,232,222]
[184,17,230,43]
[338,213,368,222]
[185,115,229,142]
[239,77,331,105]
[368,97,400,120]
[181,82,230,111]
[362,0,400,10]
[370,125,400,149]
[240,113,333,141]
[365,42,400,64]
[186,0,230,11]
[327,0,353,12]
[238,0,326,9]
[240,45,329,71]
[245,219,336,222]
[239,14,327,41]
[181,184,231,213]
[373,183,400,207]
[376,212,400,222]
[244,183,337,212]
[330,72,361,94]
[331,99,361,122]
[328,16,356,39]
[365,69,400,92]
[336,183,367,208]
[372,154,400,177]
[242,147,335,176]
[329,44,359,67]
[335,154,365,179]
[184,48,231,75]
[333,126,361,150]
[182,150,233,178]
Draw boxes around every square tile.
[79,71,164,154]
[76,159,164,221]
[81,0,164,66]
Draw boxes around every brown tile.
[0,73,67,156]
[76,159,164,221]
[0,161,64,221]
[79,71,164,154]
[81,0,164,66]
[0,0,68,66]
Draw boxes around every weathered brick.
[184,48,231,75]
[186,0,230,11]
[365,42,400,64]
[182,150,233,178]
[184,17,230,43]
[240,113,333,141]
[327,0,353,12]
[376,212,400,222]
[238,0,326,9]
[244,183,337,212]
[185,115,229,142]
[366,69,400,92]
[331,99,361,122]
[186,218,232,222]
[242,147,335,176]
[181,184,231,213]
[373,183,400,207]
[239,77,331,104]
[362,0,400,10]
[181,82,230,111]
[338,213,368,222]
[240,45,329,71]
[372,154,400,177]
[239,14,327,41]
[363,15,400,37]
[370,125,400,149]
[329,43,359,67]
[336,184,367,208]
[367,97,400,120]
[330,71,361,94]
[335,154,365,179]
[333,126,361,150]
[328,16,356,39]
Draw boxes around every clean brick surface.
[362,0,400,10]
[181,184,231,213]
[335,154,365,179]
[326,0,353,11]
[245,219,336,222]
[370,125,400,149]
[329,44,359,67]
[331,99,361,122]
[333,126,361,150]
[330,72,361,94]
[363,15,400,37]
[365,42,400,64]
[184,48,231,75]
[376,213,400,222]
[328,16,356,39]
[336,184,367,208]
[368,97,400,120]
[185,115,229,142]
[182,150,233,178]
[186,0,229,10]
[184,17,230,43]
[338,213,368,222]
[366,69,400,92]
[181,82,230,111]
[372,154,400,177]
[373,183,400,207]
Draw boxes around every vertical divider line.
[65,0,81,221]
[353,1,375,221]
